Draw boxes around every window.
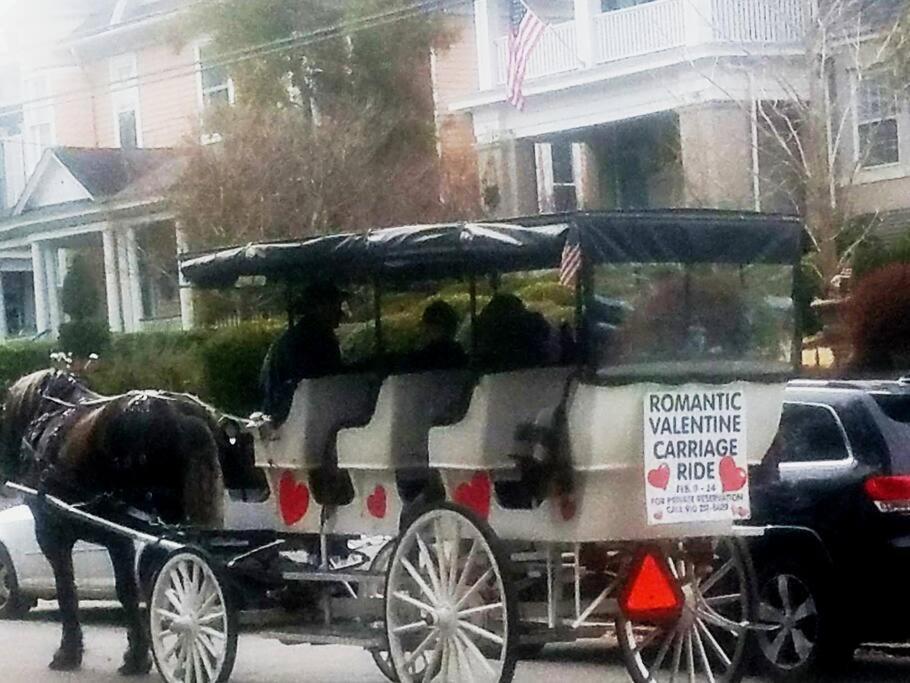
[197,44,234,111]
[117,110,138,149]
[536,142,577,213]
[551,143,577,212]
[588,262,795,377]
[772,403,850,464]
[110,54,141,148]
[857,73,900,168]
[23,76,54,173]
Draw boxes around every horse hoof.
[49,647,83,671]
[118,651,152,676]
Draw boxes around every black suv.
[748,379,910,680]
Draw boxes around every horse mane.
[1,370,75,482]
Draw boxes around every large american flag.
[507,0,546,110]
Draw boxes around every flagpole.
[517,0,586,68]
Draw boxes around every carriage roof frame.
[179,209,805,289]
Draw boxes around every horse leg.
[108,539,151,676]
[34,519,83,671]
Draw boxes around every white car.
[0,502,120,617]
[0,488,289,618]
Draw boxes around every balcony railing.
[491,0,805,86]
[596,0,685,64]
[495,20,577,86]
[712,0,806,43]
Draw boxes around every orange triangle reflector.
[619,550,683,624]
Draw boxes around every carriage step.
[262,624,384,649]
[282,570,385,584]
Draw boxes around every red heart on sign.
[719,456,747,492]
[647,464,671,490]
[454,472,492,520]
[278,471,310,526]
[367,485,387,519]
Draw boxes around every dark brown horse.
[0,370,225,675]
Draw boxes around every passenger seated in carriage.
[260,282,347,421]
[407,300,468,371]
[475,293,552,370]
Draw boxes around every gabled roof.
[13,147,186,216]
[71,0,195,40]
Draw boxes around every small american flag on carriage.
[559,232,582,287]
[507,0,547,110]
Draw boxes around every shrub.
[200,321,282,415]
[845,263,910,373]
[516,281,575,307]
[85,332,206,397]
[340,311,423,364]
[0,342,53,396]
[58,320,112,358]
[61,253,101,320]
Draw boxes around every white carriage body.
[249,368,786,543]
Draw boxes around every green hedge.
[0,342,55,395]
[200,322,282,415]
[85,331,208,398]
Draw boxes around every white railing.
[595,0,686,64]
[711,0,806,44]
[495,20,578,85]
[488,0,805,88]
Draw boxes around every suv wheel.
[755,559,847,680]
[0,545,27,619]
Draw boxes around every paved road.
[2,604,910,682]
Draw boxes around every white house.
[0,0,226,339]
[448,0,909,232]
[0,147,192,338]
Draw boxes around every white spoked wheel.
[369,540,402,682]
[616,538,753,683]
[149,550,238,683]
[385,503,517,683]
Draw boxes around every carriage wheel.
[149,549,238,683]
[385,503,517,683]
[368,540,401,682]
[616,538,754,683]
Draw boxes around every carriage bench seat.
[337,370,473,471]
[429,366,573,471]
[254,374,379,471]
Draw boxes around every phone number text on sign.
[644,388,750,525]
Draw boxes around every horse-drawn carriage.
[6,210,803,683]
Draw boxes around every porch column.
[0,273,8,340]
[43,246,61,337]
[574,0,600,67]
[125,226,143,330]
[116,231,136,333]
[175,222,195,330]
[30,242,49,335]
[474,0,499,90]
[102,227,123,333]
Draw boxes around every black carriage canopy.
[179,210,803,288]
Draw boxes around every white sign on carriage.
[644,387,750,525]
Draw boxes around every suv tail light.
[864,476,910,513]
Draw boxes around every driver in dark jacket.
[261,282,347,422]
